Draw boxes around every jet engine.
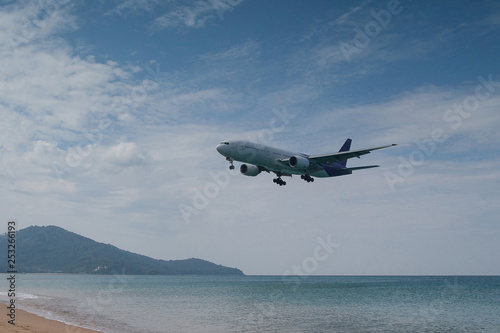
[289,155,310,169]
[240,164,261,176]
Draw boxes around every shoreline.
[0,305,103,333]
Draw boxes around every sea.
[1,274,499,333]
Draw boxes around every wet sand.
[0,305,102,333]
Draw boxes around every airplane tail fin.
[338,138,352,167]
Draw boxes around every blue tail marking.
[338,138,351,167]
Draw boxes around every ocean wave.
[0,291,45,300]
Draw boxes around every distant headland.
[0,225,243,275]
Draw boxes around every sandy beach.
[0,306,102,333]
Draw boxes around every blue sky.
[0,0,499,275]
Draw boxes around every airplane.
[216,139,396,186]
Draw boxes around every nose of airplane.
[216,143,226,155]
[216,142,230,156]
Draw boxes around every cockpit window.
[221,142,229,145]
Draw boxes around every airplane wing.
[345,165,379,171]
[307,143,397,164]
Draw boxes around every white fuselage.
[216,140,331,177]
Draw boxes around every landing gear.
[273,172,286,186]
[273,178,286,186]
[226,157,235,170]
[301,174,314,183]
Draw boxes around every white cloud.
[200,40,261,62]
[106,0,161,17]
[150,0,243,31]
[0,1,77,48]
[0,45,127,134]
[303,82,500,153]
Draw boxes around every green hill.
[0,225,243,275]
